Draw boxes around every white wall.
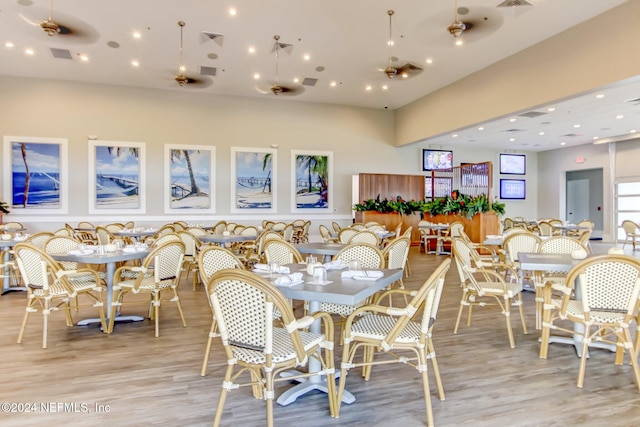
[537,137,640,241]
[0,75,539,233]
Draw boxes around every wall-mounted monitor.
[422,149,453,171]
[500,179,526,200]
[499,153,526,175]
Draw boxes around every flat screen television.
[500,179,526,200]
[422,149,453,171]
[499,153,526,175]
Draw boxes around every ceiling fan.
[19,0,98,43]
[446,1,504,44]
[381,10,422,79]
[256,35,304,96]
[174,21,212,88]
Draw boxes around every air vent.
[301,78,317,87]
[201,31,223,41]
[501,128,525,133]
[518,111,547,118]
[200,66,217,77]
[50,48,72,59]
[496,0,533,7]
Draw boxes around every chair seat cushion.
[476,280,522,297]
[232,328,325,364]
[31,283,69,297]
[351,314,423,343]
[320,302,359,317]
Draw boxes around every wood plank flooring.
[1,244,640,426]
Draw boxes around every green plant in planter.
[353,195,424,216]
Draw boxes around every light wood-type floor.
[2,244,640,426]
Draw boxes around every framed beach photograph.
[164,144,215,214]
[3,136,69,214]
[291,150,332,212]
[230,147,277,213]
[88,140,146,214]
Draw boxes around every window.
[616,179,640,241]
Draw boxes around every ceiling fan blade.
[175,74,213,89]
[20,8,99,43]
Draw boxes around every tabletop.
[295,242,346,256]
[518,252,582,272]
[200,234,256,244]
[272,264,403,306]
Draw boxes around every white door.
[567,179,589,223]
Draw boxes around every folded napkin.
[341,270,384,281]
[485,235,502,239]
[69,249,93,255]
[324,260,347,270]
[122,246,139,253]
[13,235,28,242]
[253,263,290,274]
[273,272,304,286]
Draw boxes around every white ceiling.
[0,0,637,152]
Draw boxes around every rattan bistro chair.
[452,238,528,348]
[622,220,640,251]
[109,241,186,336]
[336,259,451,427]
[197,245,245,377]
[13,243,107,348]
[208,269,337,427]
[539,255,640,391]
[263,239,303,265]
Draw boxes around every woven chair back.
[348,230,379,246]
[335,243,384,269]
[383,236,410,270]
[263,239,303,265]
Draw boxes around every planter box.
[354,211,421,244]
[424,212,500,244]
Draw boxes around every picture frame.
[164,144,215,214]
[291,150,332,213]
[3,136,69,214]
[422,149,453,171]
[499,153,526,175]
[230,147,277,213]
[88,140,146,214]
[500,179,526,200]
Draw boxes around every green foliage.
[353,192,505,219]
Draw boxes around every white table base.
[276,371,355,406]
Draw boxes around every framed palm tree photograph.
[230,147,277,213]
[291,150,332,213]
[3,136,69,214]
[88,140,146,214]
[164,144,215,214]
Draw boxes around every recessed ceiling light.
[509,138,515,142]
[631,129,637,134]
[131,60,139,67]
[25,48,34,55]
[80,54,89,62]
[387,40,394,47]
[595,94,605,99]
[426,58,433,64]
[303,54,310,61]
[330,81,337,87]
[478,126,484,131]
[253,73,260,80]
[293,78,299,83]
[547,107,555,112]
[560,141,566,146]
[452,134,458,138]
[509,118,516,122]
[248,46,255,54]
[616,115,624,119]
[132,31,141,39]
[455,39,463,46]
[592,136,599,140]
[5,42,14,48]
[574,124,581,128]
[365,85,372,91]
[382,85,388,90]
[538,131,545,136]
[229,8,237,16]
